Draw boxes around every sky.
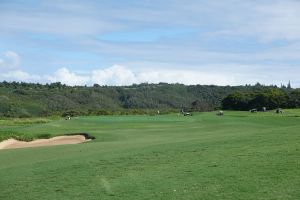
[0,0,300,87]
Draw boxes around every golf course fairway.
[0,110,299,199]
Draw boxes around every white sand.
[0,135,89,150]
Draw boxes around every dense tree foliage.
[0,81,297,117]
[222,88,295,111]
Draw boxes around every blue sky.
[0,0,300,86]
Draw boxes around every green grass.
[0,118,54,142]
[0,110,300,199]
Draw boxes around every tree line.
[0,81,297,117]
[222,88,300,111]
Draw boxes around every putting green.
[0,110,300,199]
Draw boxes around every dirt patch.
[0,135,91,150]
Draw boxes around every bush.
[62,110,82,117]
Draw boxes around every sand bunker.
[0,135,90,150]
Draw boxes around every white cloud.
[0,2,120,37]
[60,65,237,86]
[253,0,300,41]
[136,68,233,86]
[1,70,41,82]
[90,65,234,86]
[3,0,300,42]
[0,64,299,87]
[46,68,89,86]
[0,51,20,70]
[204,0,300,41]
[1,1,300,88]
[91,65,136,85]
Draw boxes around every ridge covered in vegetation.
[0,81,298,117]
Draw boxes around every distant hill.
[0,81,297,117]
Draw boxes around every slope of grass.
[0,110,300,199]
[0,118,54,141]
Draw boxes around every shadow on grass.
[64,133,96,140]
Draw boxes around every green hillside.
[1,81,295,117]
